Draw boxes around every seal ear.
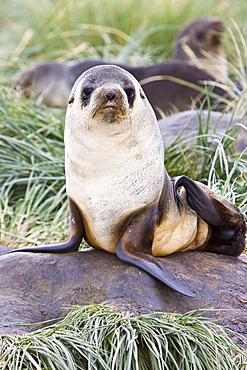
[173,175,246,257]
[68,93,75,105]
[140,90,145,99]
[116,205,195,297]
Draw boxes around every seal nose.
[105,89,117,101]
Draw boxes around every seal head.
[173,17,227,81]
[67,65,139,128]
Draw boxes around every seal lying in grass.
[7,66,246,297]
[12,18,229,117]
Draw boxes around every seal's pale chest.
[65,123,165,252]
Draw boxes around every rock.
[0,247,246,347]
[158,110,247,151]
[0,245,12,254]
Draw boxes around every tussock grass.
[1,305,246,370]
[0,87,68,246]
[0,0,247,368]
[165,107,247,182]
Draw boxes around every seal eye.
[82,87,94,97]
[124,88,135,107]
[196,30,205,42]
[81,87,94,106]
[125,88,135,97]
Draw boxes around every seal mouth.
[92,104,119,116]
[92,103,128,122]
[102,105,118,112]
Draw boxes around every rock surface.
[0,245,246,346]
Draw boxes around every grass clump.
[0,305,246,370]
[0,87,68,247]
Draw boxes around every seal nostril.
[105,89,117,101]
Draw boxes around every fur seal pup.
[173,17,227,82]
[12,18,229,117]
[7,66,246,297]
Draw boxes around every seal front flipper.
[6,198,84,254]
[116,208,196,297]
[173,175,246,256]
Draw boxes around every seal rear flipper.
[173,175,246,256]
[116,241,195,297]
[116,206,196,297]
[173,175,224,226]
[6,197,84,254]
[202,195,246,257]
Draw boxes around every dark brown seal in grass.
[12,18,229,117]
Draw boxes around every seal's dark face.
[176,18,224,57]
[80,80,135,109]
[84,75,135,123]
[69,66,146,123]
[82,82,134,123]
[194,20,223,49]
[67,65,150,131]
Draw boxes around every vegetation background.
[0,0,247,368]
[0,0,246,247]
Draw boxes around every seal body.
[64,65,213,257]
[7,65,246,297]
[65,65,165,252]
[13,60,228,118]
